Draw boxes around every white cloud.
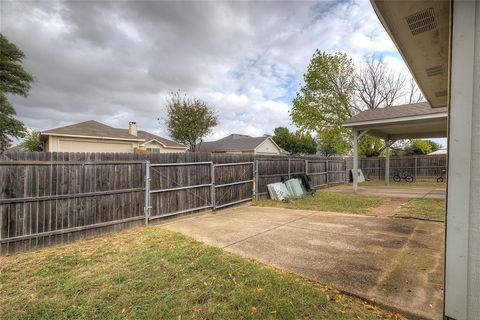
[3,0,409,142]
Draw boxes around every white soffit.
[371,0,451,108]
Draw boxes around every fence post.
[325,160,329,185]
[211,162,216,210]
[144,160,150,226]
[415,156,418,179]
[305,159,308,175]
[252,159,256,201]
[255,159,259,201]
[288,158,291,179]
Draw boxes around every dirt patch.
[369,198,407,217]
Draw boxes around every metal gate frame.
[213,161,255,209]
[146,161,214,221]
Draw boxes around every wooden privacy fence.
[254,156,346,199]
[345,154,447,180]
[0,152,345,254]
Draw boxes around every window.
[147,148,161,153]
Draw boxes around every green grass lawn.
[394,198,446,221]
[0,227,397,320]
[354,179,446,189]
[253,191,386,214]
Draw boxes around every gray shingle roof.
[343,102,448,125]
[41,120,185,148]
[197,134,271,152]
[135,130,186,148]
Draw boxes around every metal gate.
[212,162,254,209]
[144,161,254,222]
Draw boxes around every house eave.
[41,132,145,142]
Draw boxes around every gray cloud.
[2,0,402,141]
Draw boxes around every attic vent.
[426,65,443,77]
[405,8,436,35]
[435,90,448,97]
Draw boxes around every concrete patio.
[163,205,444,320]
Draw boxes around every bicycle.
[436,169,447,183]
[393,171,414,183]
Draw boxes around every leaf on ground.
[250,307,257,315]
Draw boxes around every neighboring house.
[428,148,447,156]
[197,134,285,155]
[40,120,188,153]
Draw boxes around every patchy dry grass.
[395,199,446,221]
[0,226,401,320]
[253,191,386,215]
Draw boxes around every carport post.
[385,137,390,186]
[352,129,358,192]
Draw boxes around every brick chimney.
[128,121,137,136]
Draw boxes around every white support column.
[352,129,358,192]
[445,1,480,319]
[385,138,390,186]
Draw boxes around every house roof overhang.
[40,132,145,142]
[370,0,451,108]
[343,113,447,139]
[343,106,448,139]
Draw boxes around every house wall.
[254,139,281,155]
[45,136,139,153]
[142,140,186,153]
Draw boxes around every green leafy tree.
[359,136,384,157]
[291,50,356,132]
[165,92,218,152]
[272,127,316,155]
[21,130,42,151]
[317,127,351,157]
[291,52,422,157]
[404,139,441,155]
[0,34,33,152]
[272,127,295,153]
[290,50,356,157]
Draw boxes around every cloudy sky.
[2,0,419,143]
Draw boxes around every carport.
[342,102,448,192]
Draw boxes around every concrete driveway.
[163,206,444,320]
[327,184,446,199]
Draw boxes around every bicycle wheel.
[437,177,444,183]
[405,175,414,183]
[393,175,401,182]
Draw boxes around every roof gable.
[42,120,142,141]
[41,120,185,148]
[136,131,186,148]
[198,134,270,152]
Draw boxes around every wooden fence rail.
[345,154,447,181]
[0,152,345,255]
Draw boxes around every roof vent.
[435,90,448,97]
[426,65,443,77]
[405,8,436,35]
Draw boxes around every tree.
[317,127,350,157]
[21,130,42,151]
[273,127,316,155]
[406,77,424,104]
[355,58,406,110]
[0,34,33,152]
[291,51,424,157]
[165,92,218,152]
[404,139,442,155]
[291,50,356,132]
